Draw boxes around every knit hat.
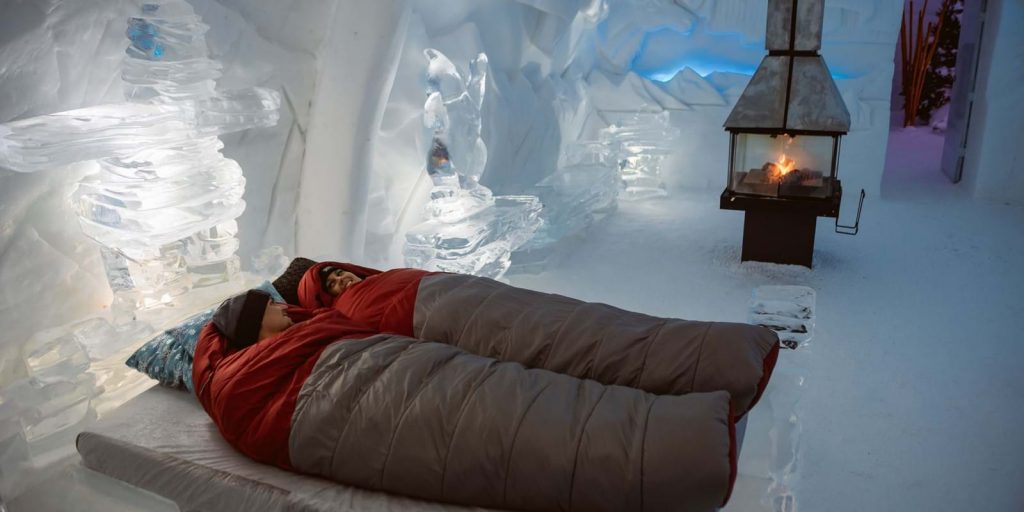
[297,261,384,309]
[212,289,272,350]
[318,265,339,291]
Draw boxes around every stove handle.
[835,189,865,235]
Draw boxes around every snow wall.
[356,0,905,267]
[0,0,904,409]
[0,0,905,351]
[961,0,1024,203]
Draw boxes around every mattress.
[76,385,495,512]
[77,385,747,512]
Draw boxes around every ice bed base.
[76,385,492,512]
[77,383,745,512]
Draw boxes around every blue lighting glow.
[630,26,852,82]
[643,59,758,81]
[629,27,763,81]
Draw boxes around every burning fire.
[776,153,796,176]
[767,136,798,183]
[764,153,798,183]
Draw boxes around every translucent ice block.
[54,317,156,363]
[425,185,495,224]
[250,246,291,281]
[122,0,220,102]
[406,196,540,257]
[100,243,193,320]
[22,331,91,385]
[405,196,542,275]
[0,103,192,173]
[749,286,816,349]
[600,111,679,201]
[0,90,279,174]
[0,375,98,450]
[192,87,281,133]
[515,141,620,268]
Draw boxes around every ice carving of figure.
[405,49,541,279]
[0,0,280,319]
[0,2,278,498]
[600,111,680,200]
[421,50,494,223]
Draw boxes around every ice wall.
[358,0,904,267]
[0,1,399,500]
[0,0,916,362]
[585,0,903,197]
[0,0,378,350]
[359,0,610,267]
[961,0,1024,204]
[0,0,136,372]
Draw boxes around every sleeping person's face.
[259,302,294,340]
[324,268,362,296]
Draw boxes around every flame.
[776,153,796,175]
[776,135,797,176]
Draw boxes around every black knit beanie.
[212,289,272,350]
[318,265,338,292]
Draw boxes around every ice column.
[0,0,280,319]
[600,111,679,200]
[404,50,542,279]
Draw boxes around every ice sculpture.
[0,316,154,500]
[404,50,541,279]
[750,286,816,349]
[512,141,620,272]
[0,0,280,319]
[600,111,680,200]
[250,246,291,281]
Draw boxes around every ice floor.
[508,128,1024,511]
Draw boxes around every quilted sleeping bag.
[194,308,739,512]
[300,265,780,417]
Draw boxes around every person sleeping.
[193,289,380,468]
[193,287,740,512]
[297,261,433,336]
[212,289,295,350]
[292,260,779,419]
[296,261,383,309]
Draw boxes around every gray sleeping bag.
[289,334,737,512]
[413,273,779,417]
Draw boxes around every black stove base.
[721,183,842,268]
[742,210,816,267]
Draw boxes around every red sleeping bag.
[192,306,378,468]
[297,261,432,337]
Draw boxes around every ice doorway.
[882,0,979,196]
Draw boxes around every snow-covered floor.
[510,128,1024,511]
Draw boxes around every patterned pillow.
[125,281,285,393]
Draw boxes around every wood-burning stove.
[720,0,863,268]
